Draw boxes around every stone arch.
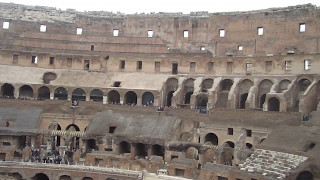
[19,85,33,98]
[54,87,68,100]
[240,93,248,109]
[142,92,154,106]
[238,79,253,109]
[124,91,137,105]
[108,90,120,104]
[66,124,80,149]
[38,86,50,99]
[220,79,233,91]
[136,143,147,158]
[32,173,49,180]
[9,173,22,180]
[166,78,179,107]
[90,89,103,101]
[82,177,93,180]
[268,97,280,111]
[184,92,193,104]
[296,171,313,180]
[298,78,311,92]
[119,141,131,154]
[201,78,214,92]
[185,146,198,159]
[72,88,86,101]
[223,141,235,148]
[204,133,218,145]
[50,123,62,147]
[258,79,273,108]
[278,79,291,93]
[246,143,253,150]
[183,78,195,104]
[196,94,208,109]
[1,83,14,97]
[59,175,72,180]
[152,144,164,157]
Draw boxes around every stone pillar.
[85,93,90,101]
[137,97,142,106]
[33,88,38,98]
[14,86,19,98]
[147,145,152,158]
[50,90,54,100]
[130,143,136,160]
[103,96,108,104]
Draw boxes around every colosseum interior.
[0,2,319,180]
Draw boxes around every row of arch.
[204,133,253,150]
[119,141,164,158]
[1,83,155,106]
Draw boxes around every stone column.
[85,93,90,101]
[14,86,20,98]
[137,97,142,106]
[130,143,136,160]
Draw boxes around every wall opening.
[59,175,72,180]
[38,86,50,100]
[19,85,33,98]
[119,141,131,154]
[175,169,185,177]
[32,173,49,180]
[90,89,103,101]
[86,139,97,152]
[298,79,311,92]
[66,124,80,149]
[221,79,233,91]
[152,144,164,157]
[201,79,213,92]
[259,94,266,108]
[296,171,313,180]
[31,56,38,64]
[124,91,137,105]
[49,57,55,64]
[227,128,233,135]
[155,61,160,72]
[278,79,291,93]
[184,92,193,104]
[84,60,90,70]
[142,92,154,106]
[1,83,14,97]
[136,143,147,159]
[167,91,174,107]
[223,141,235,148]
[172,63,178,74]
[82,177,93,180]
[108,90,120,104]
[109,126,117,133]
[137,61,142,70]
[240,93,248,109]
[196,94,208,109]
[72,88,86,101]
[119,60,125,69]
[204,133,218,145]
[43,72,57,84]
[54,87,67,100]
[268,97,280,111]
[246,143,253,150]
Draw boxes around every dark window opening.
[120,60,125,69]
[175,169,185,177]
[167,91,174,107]
[246,130,252,137]
[105,56,109,60]
[124,91,137,105]
[84,60,90,70]
[91,45,94,51]
[13,54,19,63]
[246,143,253,149]
[1,83,14,97]
[105,148,113,151]
[137,61,142,70]
[152,144,164,157]
[31,56,38,64]
[2,142,11,146]
[108,90,120,104]
[268,97,280,111]
[171,155,178,160]
[172,63,178,74]
[49,57,55,65]
[240,93,248,109]
[297,171,313,180]
[204,133,218,145]
[218,176,228,180]
[184,92,193,104]
[113,81,121,87]
[155,61,160,72]
[109,126,117,133]
[86,139,97,152]
[119,141,131,154]
[228,128,233,135]
[136,143,147,159]
[90,89,103,101]
[54,87,67,100]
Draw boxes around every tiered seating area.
[239,149,307,179]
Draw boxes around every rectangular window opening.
[120,60,125,69]
[12,54,18,63]
[155,61,160,72]
[3,21,9,29]
[49,57,55,65]
[2,142,11,146]
[67,58,72,67]
[246,129,252,137]
[190,62,196,72]
[238,45,243,51]
[84,60,90,70]
[299,23,306,32]
[31,56,38,64]
[227,62,233,73]
[40,25,46,32]
[285,61,291,71]
[91,45,94,51]
[171,155,178,160]
[148,30,153,37]
[208,62,214,72]
[113,29,119,36]
[304,59,311,70]
[219,29,225,37]
[137,61,142,70]
[257,27,264,35]
[175,169,185,177]
[104,148,113,151]
[266,61,272,72]
[228,128,233,135]
[172,62,178,74]
[200,46,206,51]
[76,27,82,35]
[113,81,121,87]
[183,30,188,38]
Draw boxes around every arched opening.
[54,87,68,100]
[124,91,137,105]
[278,79,291,93]
[298,79,311,92]
[55,124,61,147]
[19,85,33,98]
[119,141,131,154]
[136,143,147,158]
[142,92,154,106]
[220,79,233,91]
[43,72,57,84]
[90,89,103,101]
[268,97,280,111]
[184,92,193,104]
[1,83,14,97]
[196,94,208,109]
[86,139,97,153]
[82,177,93,180]
[296,171,313,180]
[32,173,49,180]
[72,88,86,101]
[258,79,273,108]
[38,86,50,100]
[201,79,213,92]
[240,93,248,109]
[66,124,80,149]
[152,144,164,157]
[259,94,266,108]
[246,143,253,150]
[204,133,218,145]
[166,91,174,107]
[59,175,72,180]
[223,141,235,148]
[108,90,120,104]
[185,147,198,160]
